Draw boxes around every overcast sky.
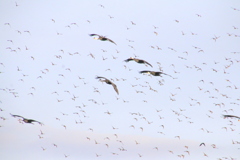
[0,0,240,160]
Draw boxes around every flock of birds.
[1,1,240,160]
[93,49,173,95]
[9,33,240,126]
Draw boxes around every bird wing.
[30,119,44,125]
[10,114,25,119]
[111,83,119,95]
[143,60,153,67]
[161,72,173,78]
[89,34,100,37]
[106,38,117,45]
[223,115,240,118]
[96,76,106,79]
[139,70,151,74]
[96,76,112,83]
[96,76,113,85]
[124,58,134,62]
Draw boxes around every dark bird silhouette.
[10,114,43,125]
[139,70,172,77]
[124,57,153,67]
[199,143,205,146]
[96,76,119,94]
[89,34,116,45]
[223,115,240,121]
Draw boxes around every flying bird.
[139,70,172,78]
[10,114,43,125]
[199,143,206,146]
[124,57,153,67]
[96,76,119,94]
[89,34,116,45]
[223,115,240,121]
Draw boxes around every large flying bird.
[139,70,172,78]
[96,76,119,94]
[89,34,117,45]
[124,57,153,67]
[223,115,240,121]
[10,114,43,125]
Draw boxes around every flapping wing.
[161,72,173,78]
[96,76,108,81]
[143,60,153,67]
[223,115,240,119]
[106,38,117,45]
[96,76,113,85]
[10,114,24,119]
[124,58,134,62]
[89,34,100,37]
[111,83,119,95]
[96,76,105,79]
[139,70,151,74]
[31,119,44,125]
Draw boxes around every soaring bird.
[199,143,206,146]
[96,76,119,94]
[10,114,43,125]
[223,115,240,121]
[139,70,172,77]
[89,34,116,45]
[124,57,153,67]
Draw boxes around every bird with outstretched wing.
[89,34,117,45]
[139,70,172,78]
[96,76,119,94]
[10,114,43,125]
[124,57,153,67]
[223,115,240,121]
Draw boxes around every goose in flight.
[96,76,119,94]
[89,34,116,45]
[10,114,43,125]
[223,115,240,121]
[139,70,172,77]
[124,57,153,67]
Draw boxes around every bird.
[89,34,116,45]
[139,70,172,77]
[199,143,206,146]
[10,114,43,125]
[124,57,153,67]
[96,76,119,94]
[223,115,240,121]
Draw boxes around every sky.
[0,0,240,159]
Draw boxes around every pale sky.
[0,0,240,160]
